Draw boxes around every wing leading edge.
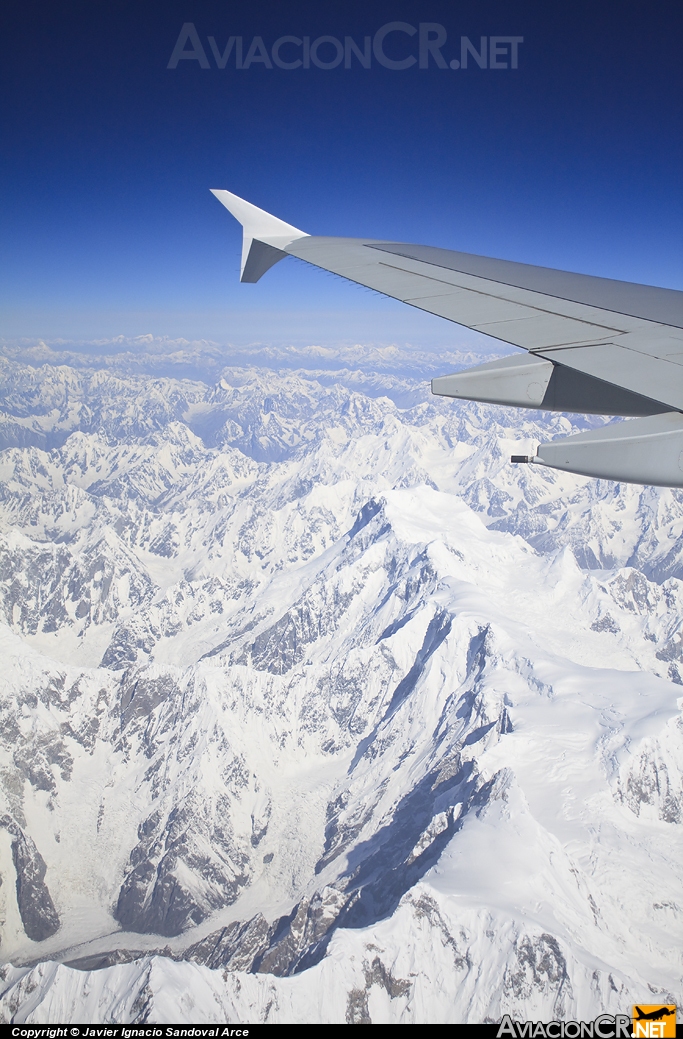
[211,189,683,488]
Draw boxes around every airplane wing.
[211,189,683,488]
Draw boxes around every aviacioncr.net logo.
[631,1006,676,1039]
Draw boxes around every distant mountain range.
[0,348,680,1023]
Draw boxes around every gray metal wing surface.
[211,189,683,487]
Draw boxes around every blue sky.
[1,0,682,347]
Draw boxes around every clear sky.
[1,0,682,347]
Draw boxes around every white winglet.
[211,189,309,283]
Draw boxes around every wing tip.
[211,188,309,280]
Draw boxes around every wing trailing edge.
[211,188,683,487]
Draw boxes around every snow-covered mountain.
[0,345,681,1023]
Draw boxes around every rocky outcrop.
[0,816,59,941]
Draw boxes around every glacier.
[0,340,681,1024]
